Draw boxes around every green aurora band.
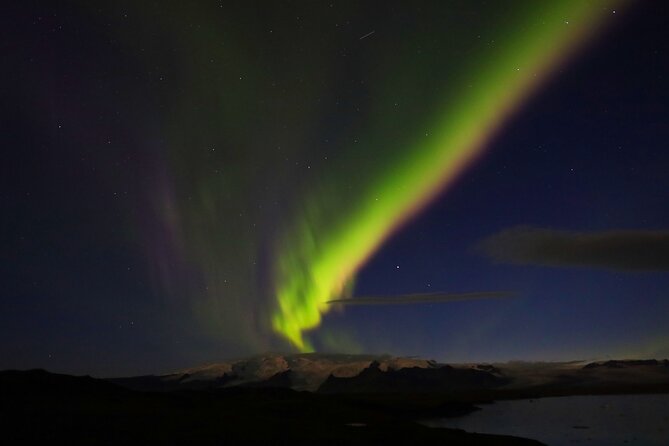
[272,1,623,351]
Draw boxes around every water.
[424,394,669,445]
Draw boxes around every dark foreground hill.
[0,369,543,446]
[318,360,507,394]
[5,355,668,444]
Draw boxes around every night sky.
[2,0,668,377]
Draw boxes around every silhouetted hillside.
[110,372,238,391]
[318,361,508,393]
[0,369,543,445]
[583,359,669,369]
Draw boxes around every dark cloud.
[327,291,513,306]
[477,227,669,271]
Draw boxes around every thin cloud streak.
[327,291,514,306]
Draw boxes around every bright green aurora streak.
[272,1,622,350]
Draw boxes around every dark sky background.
[2,0,668,377]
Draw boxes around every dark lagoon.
[424,394,669,446]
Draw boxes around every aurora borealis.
[272,1,621,350]
[3,0,669,376]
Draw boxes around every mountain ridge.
[108,353,669,396]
